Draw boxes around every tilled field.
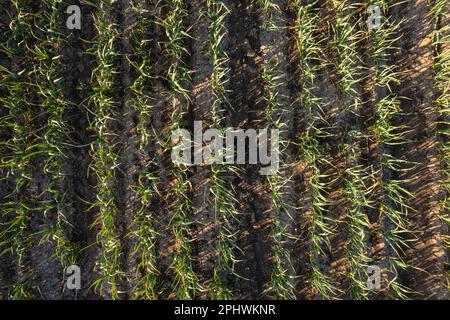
[0,0,449,300]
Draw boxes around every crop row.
[88,0,123,299]
[430,0,450,288]
[292,1,337,298]
[206,0,240,299]
[0,0,37,299]
[162,0,199,299]
[128,1,160,299]
[368,0,411,299]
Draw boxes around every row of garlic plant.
[429,0,450,287]
[257,0,296,299]
[331,0,373,299]
[37,0,77,269]
[206,0,240,299]
[0,0,57,299]
[128,1,160,300]
[292,0,337,298]
[368,0,412,299]
[260,62,296,299]
[0,0,39,299]
[88,0,124,299]
[162,0,199,299]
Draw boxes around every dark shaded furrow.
[226,0,274,299]
[61,0,98,300]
